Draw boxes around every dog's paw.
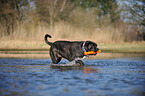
[75,60,84,66]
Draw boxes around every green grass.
[0,41,144,59]
[0,40,145,53]
[99,42,145,53]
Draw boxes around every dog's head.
[83,41,99,55]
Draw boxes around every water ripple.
[0,57,145,96]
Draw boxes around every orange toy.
[84,49,101,55]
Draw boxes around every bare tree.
[0,0,28,36]
[35,0,74,29]
[121,0,145,26]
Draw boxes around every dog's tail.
[44,34,53,46]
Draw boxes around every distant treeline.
[0,0,144,42]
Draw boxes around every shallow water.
[0,56,145,96]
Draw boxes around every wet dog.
[44,34,100,65]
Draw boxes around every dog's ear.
[85,41,93,51]
[85,41,97,51]
[85,41,97,46]
[85,41,91,46]
[88,43,93,50]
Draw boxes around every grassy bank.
[0,52,144,59]
[0,40,144,59]
[0,40,145,53]
[99,42,145,53]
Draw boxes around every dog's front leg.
[75,60,84,65]
[69,56,86,65]
[74,56,86,61]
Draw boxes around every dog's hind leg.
[50,53,62,64]
[50,47,62,64]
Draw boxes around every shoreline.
[0,48,145,53]
[0,50,144,59]
[0,41,144,59]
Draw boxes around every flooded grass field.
[0,54,145,96]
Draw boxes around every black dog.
[44,34,99,65]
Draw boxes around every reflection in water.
[51,66,84,71]
[0,57,145,96]
[51,66,100,74]
[83,67,95,74]
[83,67,101,74]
